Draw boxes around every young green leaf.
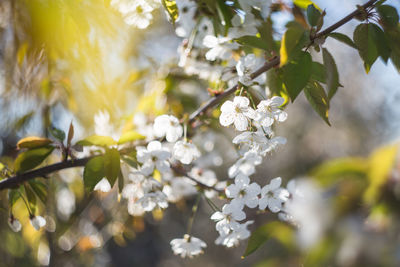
[322,48,340,99]
[258,18,278,54]
[29,180,47,204]
[311,62,326,83]
[304,81,331,125]
[235,36,269,51]
[24,184,37,214]
[8,189,21,207]
[49,125,66,142]
[353,23,379,73]
[280,25,307,66]
[328,32,357,49]
[76,135,117,147]
[282,51,312,101]
[14,146,55,173]
[67,122,74,147]
[17,136,53,150]
[243,222,294,257]
[83,156,105,192]
[377,5,399,28]
[104,148,120,186]
[118,131,145,145]
[161,0,179,25]
[307,4,321,27]
[118,170,124,194]
[293,0,321,10]
[369,23,391,63]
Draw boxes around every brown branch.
[0,0,380,192]
[188,0,379,124]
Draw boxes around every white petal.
[269,177,282,190]
[233,114,248,131]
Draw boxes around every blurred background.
[0,0,400,266]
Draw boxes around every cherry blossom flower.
[137,141,171,175]
[189,167,219,198]
[215,220,254,247]
[226,176,260,209]
[236,54,264,86]
[259,177,289,212]
[8,216,21,232]
[111,0,154,29]
[211,202,246,235]
[173,141,201,164]
[162,177,197,203]
[256,96,288,127]
[228,151,262,178]
[93,178,112,192]
[232,130,269,153]
[30,215,46,231]
[219,96,256,131]
[138,191,168,211]
[203,35,238,61]
[153,115,183,143]
[170,234,207,258]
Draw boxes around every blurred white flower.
[228,13,258,38]
[162,177,197,202]
[138,191,168,211]
[111,0,154,29]
[137,141,171,175]
[170,234,207,258]
[259,177,289,212]
[57,188,76,220]
[236,54,264,86]
[256,96,288,127]
[93,177,112,192]
[219,96,256,131]
[228,151,262,178]
[94,110,119,140]
[175,0,197,37]
[203,35,238,61]
[153,115,183,142]
[30,215,46,231]
[173,141,201,164]
[8,217,21,232]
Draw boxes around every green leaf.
[118,131,145,145]
[235,36,269,51]
[14,146,55,173]
[216,0,233,34]
[322,48,340,99]
[49,125,66,142]
[67,122,74,147]
[282,51,312,101]
[17,136,52,150]
[24,184,37,214]
[76,135,117,147]
[161,0,179,24]
[293,0,320,10]
[307,4,321,27]
[104,148,120,186]
[29,180,47,204]
[304,81,331,125]
[118,170,124,194]
[364,144,398,205]
[83,156,105,192]
[8,189,21,207]
[121,154,139,169]
[353,23,379,73]
[370,23,391,63]
[311,62,326,83]
[258,18,278,54]
[377,5,399,28]
[243,222,294,257]
[279,24,307,66]
[329,32,357,49]
[267,69,284,95]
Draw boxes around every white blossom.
[173,141,201,164]
[162,177,197,202]
[8,217,22,232]
[203,35,238,61]
[256,96,288,127]
[211,202,245,235]
[170,234,207,258]
[228,151,262,178]
[93,177,112,192]
[215,220,253,247]
[219,96,256,131]
[226,176,260,209]
[111,0,154,29]
[259,177,289,212]
[30,215,46,231]
[138,191,168,211]
[153,115,183,143]
[137,141,171,175]
[236,53,264,86]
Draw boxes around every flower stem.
[186,193,201,236]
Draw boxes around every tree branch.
[188,0,379,123]
[0,0,379,192]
